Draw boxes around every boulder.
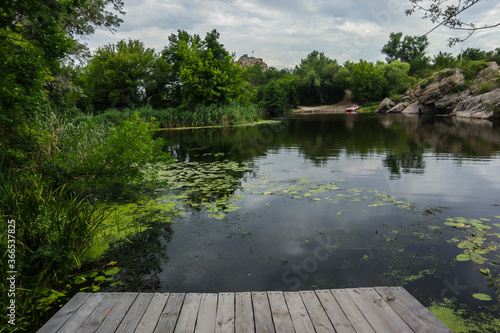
[402,102,420,115]
[451,89,500,119]
[377,98,396,113]
[386,102,408,113]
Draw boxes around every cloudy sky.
[86,0,500,68]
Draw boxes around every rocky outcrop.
[377,62,500,120]
[414,68,465,105]
[376,98,395,113]
[387,102,408,113]
[237,54,268,72]
[450,89,500,119]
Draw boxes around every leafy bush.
[389,94,403,103]
[477,82,495,94]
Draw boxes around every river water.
[103,113,500,329]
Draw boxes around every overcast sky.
[86,0,500,68]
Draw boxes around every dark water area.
[103,113,500,327]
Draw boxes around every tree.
[381,32,430,74]
[294,51,346,104]
[406,0,500,45]
[346,60,387,103]
[162,29,244,107]
[381,32,429,63]
[433,51,457,68]
[80,39,156,111]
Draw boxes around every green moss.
[428,299,500,333]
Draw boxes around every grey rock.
[377,98,396,113]
[451,89,500,119]
[402,102,420,115]
[387,102,409,113]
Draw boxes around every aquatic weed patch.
[158,160,252,219]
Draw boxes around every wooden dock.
[37,286,451,333]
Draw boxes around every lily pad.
[472,293,492,301]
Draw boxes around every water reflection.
[104,114,500,329]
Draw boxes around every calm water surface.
[105,113,500,325]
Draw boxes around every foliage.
[433,51,458,69]
[80,39,157,111]
[261,80,288,115]
[294,51,348,104]
[381,32,429,65]
[40,112,171,196]
[178,42,244,106]
[0,166,107,331]
[405,0,500,45]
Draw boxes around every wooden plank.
[345,288,395,333]
[95,292,138,333]
[135,293,171,333]
[267,291,295,333]
[195,293,218,333]
[331,289,375,333]
[284,292,315,333]
[174,293,203,333]
[235,292,254,333]
[116,293,154,333]
[216,293,235,333]
[37,293,91,333]
[315,290,355,333]
[252,291,274,333]
[358,288,412,333]
[154,293,186,333]
[374,287,433,333]
[75,293,122,333]
[56,293,107,333]
[299,290,335,333]
[385,287,452,333]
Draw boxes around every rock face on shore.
[237,54,269,72]
[377,62,500,120]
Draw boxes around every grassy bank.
[0,111,173,331]
[91,103,263,128]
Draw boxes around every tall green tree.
[346,60,386,103]
[161,29,244,107]
[381,32,429,63]
[80,39,156,111]
[294,51,347,104]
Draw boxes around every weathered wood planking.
[38,287,452,333]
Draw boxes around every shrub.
[477,82,495,94]
[389,94,403,103]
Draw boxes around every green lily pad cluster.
[243,176,413,210]
[158,160,252,219]
[444,217,500,265]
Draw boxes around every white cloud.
[84,0,500,68]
